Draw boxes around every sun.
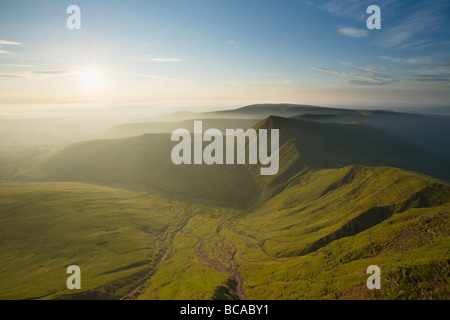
[83,69,103,87]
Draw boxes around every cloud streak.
[150,58,181,63]
[0,39,21,54]
[32,70,74,75]
[0,40,21,45]
[412,74,450,82]
[4,64,33,68]
[0,74,25,78]
[309,0,400,21]
[228,80,295,87]
[380,56,433,65]
[226,40,242,49]
[312,67,340,75]
[338,27,368,38]
[0,69,77,80]
[345,79,395,86]
[310,1,450,50]
[375,1,450,49]
[313,66,396,85]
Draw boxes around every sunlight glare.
[83,70,102,87]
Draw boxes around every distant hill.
[248,116,450,198]
[214,103,358,118]
[140,104,358,123]
[18,133,258,206]
[19,115,450,205]
[105,104,357,139]
[293,111,450,150]
[382,105,450,116]
[103,119,260,139]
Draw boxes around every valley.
[0,104,449,300]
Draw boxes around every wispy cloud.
[226,40,242,49]
[310,0,399,21]
[0,39,21,54]
[412,74,450,82]
[410,65,450,83]
[4,64,33,68]
[345,79,395,86]
[338,27,368,38]
[356,67,392,79]
[380,55,433,65]
[228,79,295,87]
[0,40,21,45]
[313,66,396,85]
[338,62,392,79]
[0,74,25,78]
[312,67,340,75]
[149,57,181,63]
[310,1,450,50]
[375,1,450,49]
[32,70,74,75]
[0,69,77,79]
[110,70,189,85]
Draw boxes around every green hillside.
[18,116,450,207]
[3,111,449,300]
[138,166,449,300]
[18,133,258,206]
[0,182,173,299]
[250,116,450,186]
[1,165,448,300]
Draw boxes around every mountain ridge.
[18,115,450,208]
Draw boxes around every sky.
[0,0,449,107]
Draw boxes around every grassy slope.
[18,133,258,206]
[1,165,448,300]
[139,166,449,300]
[4,112,450,300]
[17,115,450,209]
[237,166,450,299]
[0,182,173,300]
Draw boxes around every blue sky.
[0,0,449,106]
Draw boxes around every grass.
[0,181,172,299]
[1,164,449,299]
[2,113,450,300]
[1,165,449,299]
[2,102,450,302]
[136,166,449,300]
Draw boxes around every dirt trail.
[196,238,248,300]
[123,206,251,300]
[121,206,196,299]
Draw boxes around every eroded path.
[133,204,255,300]
[196,237,248,300]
